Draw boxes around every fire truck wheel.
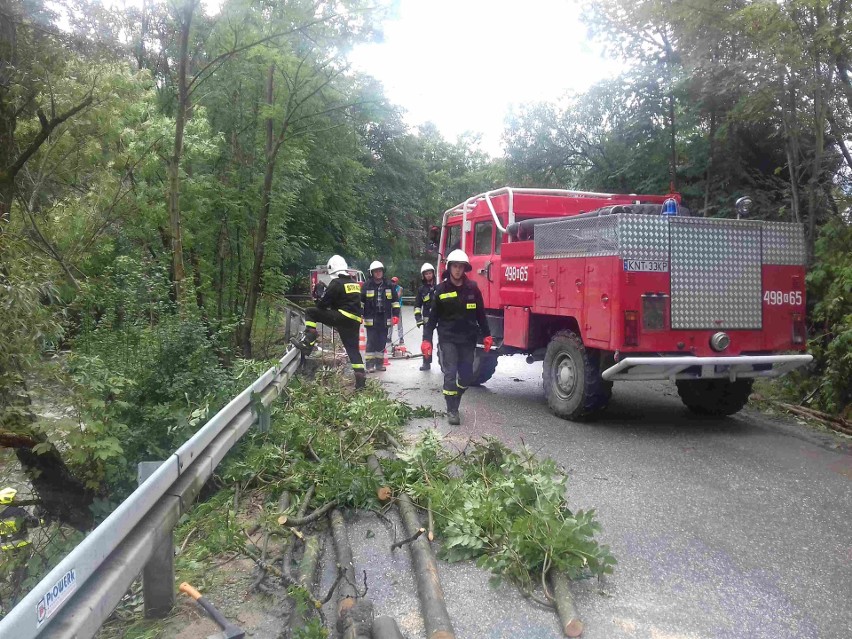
[675,378,754,416]
[470,348,499,386]
[543,331,612,420]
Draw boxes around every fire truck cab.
[435,187,812,419]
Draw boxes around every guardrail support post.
[138,462,175,618]
[143,532,175,618]
[284,309,292,342]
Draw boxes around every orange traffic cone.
[383,348,391,368]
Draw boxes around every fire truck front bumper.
[601,354,813,382]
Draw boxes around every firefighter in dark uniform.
[292,255,366,390]
[422,250,492,425]
[414,262,437,371]
[362,260,400,372]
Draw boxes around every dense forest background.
[0,0,850,604]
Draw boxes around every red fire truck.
[432,187,812,419]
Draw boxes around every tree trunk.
[702,110,716,217]
[215,220,226,321]
[233,223,242,317]
[668,88,677,191]
[0,0,18,230]
[189,246,205,313]
[781,75,801,224]
[828,112,852,172]
[806,15,831,262]
[12,444,95,530]
[834,0,852,114]
[0,176,12,229]
[1,381,94,531]
[662,33,678,192]
[240,64,277,357]
[167,0,195,306]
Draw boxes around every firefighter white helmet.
[368,260,384,275]
[445,249,472,272]
[420,262,435,275]
[326,254,348,276]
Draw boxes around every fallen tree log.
[1,429,94,530]
[330,508,373,639]
[752,395,852,436]
[548,572,584,637]
[367,453,455,639]
[372,615,405,639]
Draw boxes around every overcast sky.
[99,0,621,156]
[348,0,622,156]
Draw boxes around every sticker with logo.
[37,568,77,627]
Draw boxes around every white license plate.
[623,260,669,272]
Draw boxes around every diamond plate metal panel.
[534,216,619,258]
[616,215,669,262]
[670,218,762,330]
[762,221,806,265]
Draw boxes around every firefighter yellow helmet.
[445,249,472,272]
[326,254,348,276]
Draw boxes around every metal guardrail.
[0,346,303,638]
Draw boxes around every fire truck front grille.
[669,218,763,330]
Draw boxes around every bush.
[65,255,261,498]
[783,220,852,418]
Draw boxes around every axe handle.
[179,582,232,631]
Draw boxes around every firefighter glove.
[421,341,432,358]
[483,336,493,353]
[416,321,424,328]
[392,316,399,326]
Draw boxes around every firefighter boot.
[290,327,319,355]
[354,370,367,391]
[419,361,431,371]
[446,394,461,426]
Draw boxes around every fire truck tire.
[675,379,753,416]
[470,348,499,386]
[543,331,612,420]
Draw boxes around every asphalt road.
[359,307,852,639]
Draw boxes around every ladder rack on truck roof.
[438,186,677,258]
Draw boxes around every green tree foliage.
[799,221,852,416]
[0,0,503,530]
[505,0,852,415]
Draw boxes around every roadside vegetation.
[92,372,613,637]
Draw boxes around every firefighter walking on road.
[292,255,367,390]
[422,250,492,425]
[362,260,400,372]
[414,262,437,371]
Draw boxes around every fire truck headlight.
[735,196,753,219]
[710,332,731,352]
